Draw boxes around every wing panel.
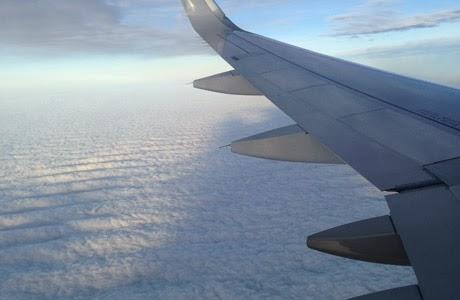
[260,67,327,92]
[226,34,264,54]
[234,31,460,132]
[218,37,248,58]
[341,109,460,164]
[224,32,460,189]
[292,84,383,119]
[425,158,460,186]
[234,53,291,74]
[387,186,460,300]
[241,74,436,190]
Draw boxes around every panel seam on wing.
[232,33,460,134]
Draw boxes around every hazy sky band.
[1,0,460,91]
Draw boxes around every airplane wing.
[181,1,460,299]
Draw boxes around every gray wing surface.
[182,1,460,299]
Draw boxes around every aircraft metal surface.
[181,1,460,299]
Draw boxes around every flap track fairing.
[307,216,410,266]
[194,70,262,95]
[350,285,422,300]
[231,125,344,164]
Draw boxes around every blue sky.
[2,0,460,97]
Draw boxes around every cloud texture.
[2,0,459,57]
[0,90,416,299]
[331,0,460,36]
[0,0,207,57]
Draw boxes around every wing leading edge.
[181,1,460,299]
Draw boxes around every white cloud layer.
[0,90,416,299]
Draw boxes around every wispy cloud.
[0,0,208,57]
[342,37,460,58]
[0,0,305,58]
[331,0,460,36]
